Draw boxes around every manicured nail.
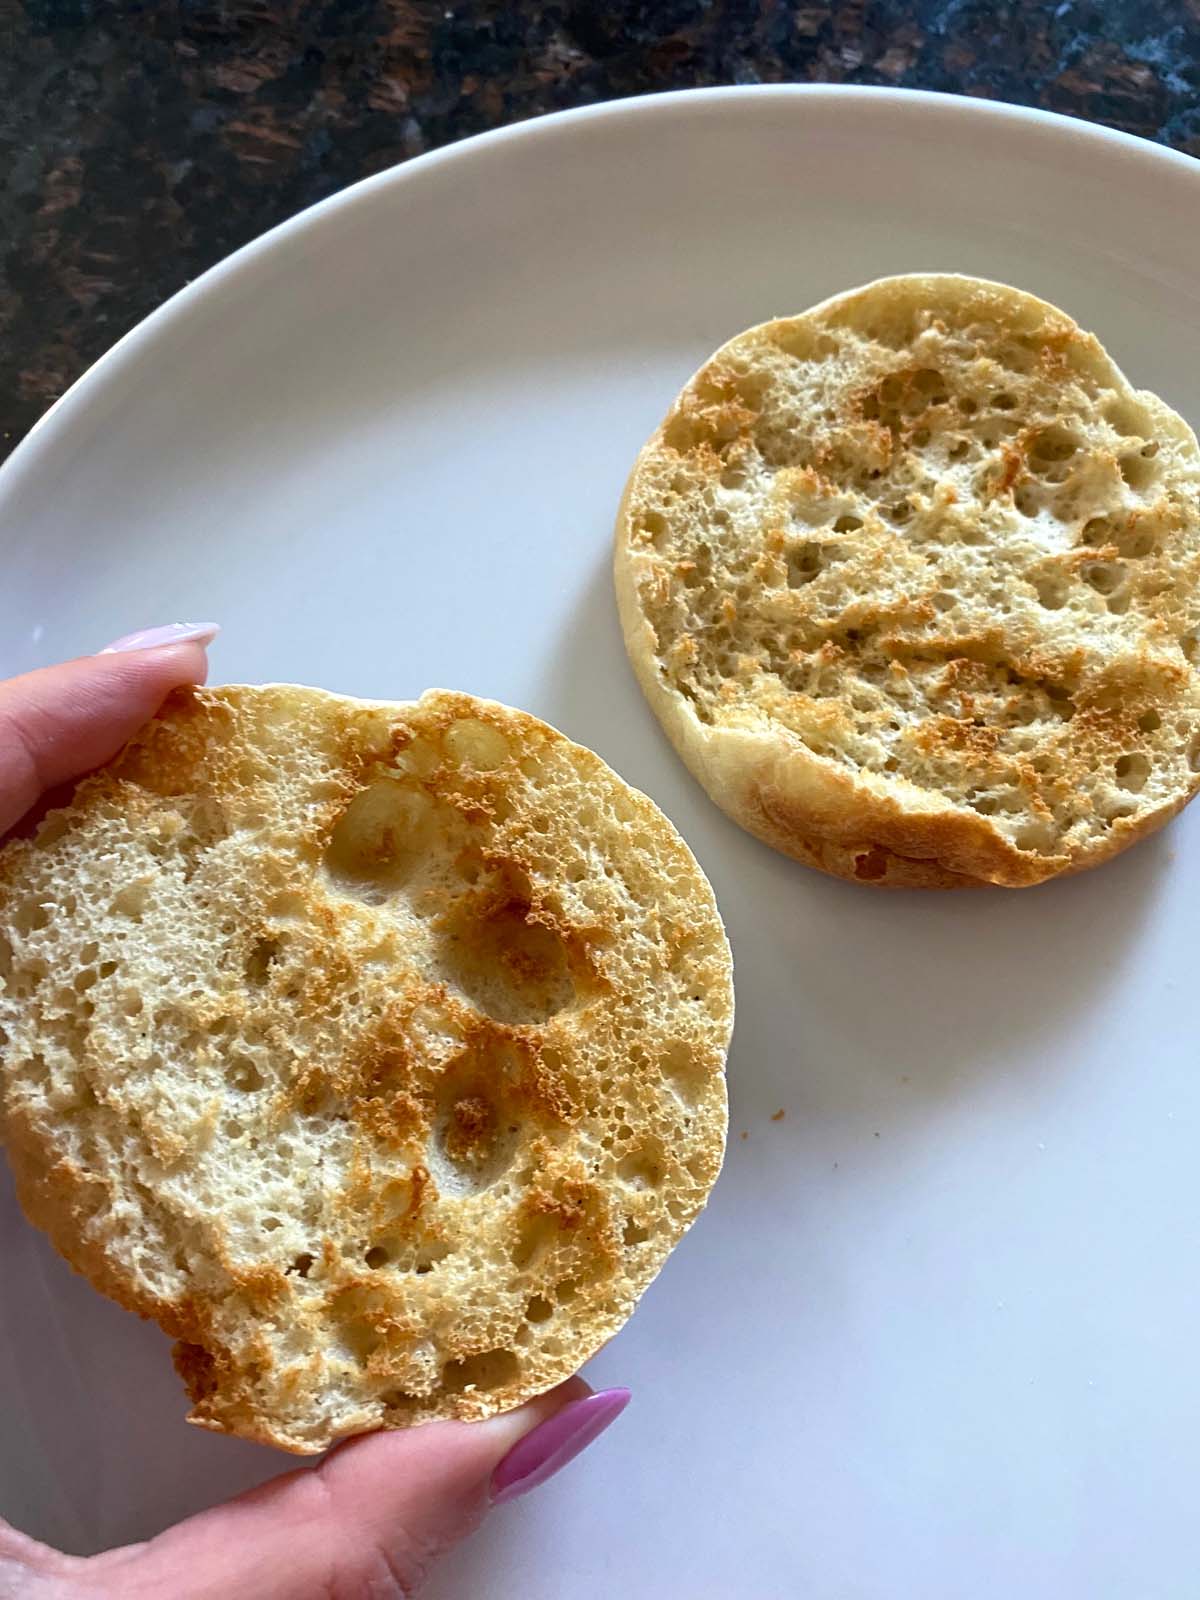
[100,622,220,654]
[490,1388,631,1506]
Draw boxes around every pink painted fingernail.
[100,622,220,654]
[490,1388,631,1506]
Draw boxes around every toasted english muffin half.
[0,684,732,1452]
[615,273,1200,888]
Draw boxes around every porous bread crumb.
[615,273,1200,887]
[0,685,732,1453]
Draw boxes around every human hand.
[0,625,630,1597]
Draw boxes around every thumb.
[65,1381,628,1598]
[0,624,216,836]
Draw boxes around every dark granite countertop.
[2,0,1198,462]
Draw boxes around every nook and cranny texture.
[0,685,732,1453]
[615,274,1200,887]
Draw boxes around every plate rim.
[2,82,1198,507]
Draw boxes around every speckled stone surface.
[1,0,1198,460]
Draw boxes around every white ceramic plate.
[3,86,1200,1599]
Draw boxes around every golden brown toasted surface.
[0,685,732,1453]
[615,274,1200,888]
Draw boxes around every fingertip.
[0,643,214,837]
[323,1376,593,1482]
[95,638,211,692]
[299,1380,602,1594]
[489,1385,629,1506]
[100,621,220,655]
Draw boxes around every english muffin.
[615,273,1200,887]
[0,684,732,1452]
